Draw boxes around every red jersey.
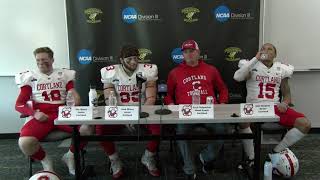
[164,60,228,105]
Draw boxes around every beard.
[122,60,137,72]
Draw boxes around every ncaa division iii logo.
[84,8,103,24]
[122,7,138,24]
[181,7,200,23]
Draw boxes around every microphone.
[155,81,172,115]
[136,72,147,89]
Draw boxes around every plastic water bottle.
[89,86,98,118]
[192,89,201,104]
[206,96,214,104]
[108,91,117,106]
[66,91,75,106]
[88,86,98,107]
[264,156,273,180]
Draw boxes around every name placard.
[179,104,214,119]
[240,103,275,117]
[58,106,92,120]
[104,106,139,120]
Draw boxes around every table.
[55,104,279,180]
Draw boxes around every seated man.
[98,44,161,179]
[165,40,229,180]
[15,47,92,175]
[233,43,311,167]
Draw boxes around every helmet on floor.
[29,171,61,180]
[272,148,299,178]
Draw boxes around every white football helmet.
[29,171,61,180]
[272,148,299,178]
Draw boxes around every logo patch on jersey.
[112,79,120,84]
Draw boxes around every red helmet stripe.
[285,153,295,177]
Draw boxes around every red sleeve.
[15,86,34,116]
[213,68,229,103]
[164,70,176,105]
[66,80,74,91]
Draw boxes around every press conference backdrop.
[263,0,320,70]
[0,0,69,76]
[66,0,260,105]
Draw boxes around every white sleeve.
[142,64,158,82]
[280,63,294,79]
[233,57,258,82]
[100,65,116,84]
[15,71,33,88]
[62,69,76,83]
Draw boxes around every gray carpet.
[0,134,320,180]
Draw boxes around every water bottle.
[192,89,201,104]
[264,156,273,180]
[66,91,75,106]
[260,53,268,61]
[89,86,98,118]
[206,96,214,104]
[108,91,117,106]
[88,86,98,107]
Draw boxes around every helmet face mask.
[272,148,299,178]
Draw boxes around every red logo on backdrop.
[243,104,254,115]
[181,105,192,116]
[108,107,118,118]
[61,107,72,118]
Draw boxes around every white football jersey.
[238,60,294,103]
[15,68,75,104]
[100,64,158,105]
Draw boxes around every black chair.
[20,114,87,177]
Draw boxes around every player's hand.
[126,124,136,132]
[277,102,288,113]
[34,111,49,122]
[255,51,262,60]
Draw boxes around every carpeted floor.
[0,134,319,180]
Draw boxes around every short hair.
[119,44,139,59]
[33,47,54,58]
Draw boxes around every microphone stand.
[155,94,172,115]
[136,73,149,118]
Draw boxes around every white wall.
[0,0,68,133]
[262,0,320,70]
[0,77,23,133]
[0,0,69,76]
[290,73,320,127]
